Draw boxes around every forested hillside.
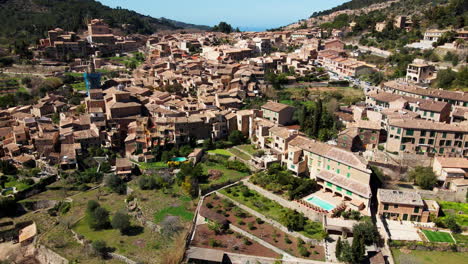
[310,0,392,17]
[0,0,208,46]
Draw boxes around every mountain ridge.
[0,0,209,45]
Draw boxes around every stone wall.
[35,245,69,264]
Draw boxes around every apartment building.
[382,81,468,107]
[261,101,295,125]
[386,118,468,157]
[284,135,372,212]
[377,189,439,222]
[366,91,451,123]
[317,50,375,77]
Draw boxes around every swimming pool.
[305,196,336,211]
[171,157,187,162]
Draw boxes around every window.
[371,136,375,141]
[428,139,434,145]
[430,131,436,137]
[421,131,426,137]
[442,132,447,138]
[327,165,330,170]
[290,164,295,169]
[446,140,452,146]
[346,173,350,178]
[430,112,434,118]
[336,169,340,174]
[406,129,414,136]
[346,190,353,196]
[423,111,427,116]
[440,140,445,146]
[439,148,444,154]
[414,207,419,213]
[384,204,389,210]
[419,138,425,144]
[397,128,401,134]
[394,204,399,208]
[403,214,408,220]
[400,145,406,151]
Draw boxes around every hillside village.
[0,0,467,264]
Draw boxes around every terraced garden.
[220,184,325,240]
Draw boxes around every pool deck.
[303,191,343,211]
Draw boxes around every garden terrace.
[219,184,325,240]
[190,224,280,259]
[438,201,468,228]
[200,194,325,260]
[421,230,455,243]
[199,155,250,193]
[391,248,468,264]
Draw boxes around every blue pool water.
[306,196,336,211]
[171,157,187,162]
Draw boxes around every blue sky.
[98,0,347,31]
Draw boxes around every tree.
[351,236,365,264]
[282,209,305,231]
[335,237,343,261]
[105,173,127,194]
[213,22,234,34]
[92,240,109,258]
[353,220,381,246]
[408,166,438,190]
[435,68,457,88]
[87,202,110,230]
[228,130,247,145]
[445,216,461,234]
[111,211,131,234]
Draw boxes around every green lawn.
[453,233,468,244]
[207,149,233,157]
[422,230,455,243]
[135,161,168,170]
[5,180,32,191]
[438,201,468,227]
[154,205,194,223]
[237,145,257,155]
[228,148,251,160]
[220,184,325,240]
[392,248,468,264]
[200,162,249,188]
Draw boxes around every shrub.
[299,246,310,257]
[247,222,256,230]
[243,238,252,245]
[284,236,292,244]
[206,202,213,209]
[238,220,246,225]
[256,218,264,225]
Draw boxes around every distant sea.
[238,26,269,32]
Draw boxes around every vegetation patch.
[154,205,194,223]
[422,230,455,243]
[220,184,325,240]
[391,248,468,264]
[207,149,233,157]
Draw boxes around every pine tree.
[335,237,343,261]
